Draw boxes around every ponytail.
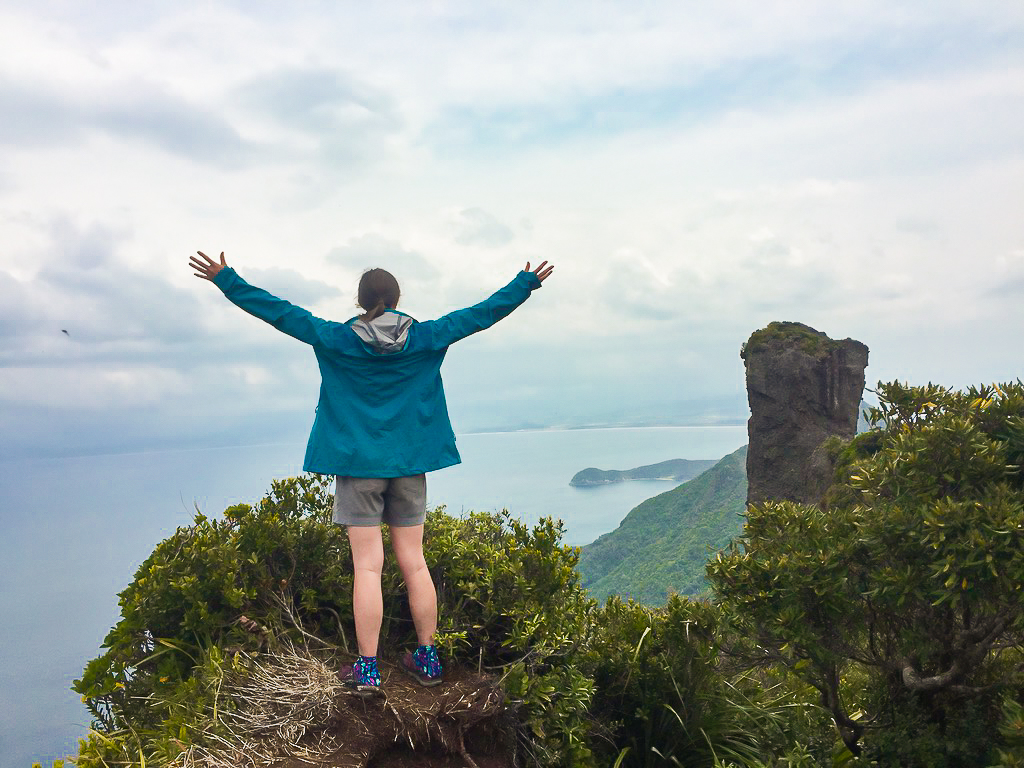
[363,298,388,322]
[357,268,400,321]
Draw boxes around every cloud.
[0,270,43,338]
[0,80,255,169]
[94,88,254,168]
[454,208,514,247]
[734,233,841,314]
[1,2,1023,459]
[0,79,84,148]
[243,267,341,307]
[987,277,1024,299]
[326,234,438,279]
[0,218,200,360]
[417,3,1024,152]
[233,67,405,169]
[47,218,121,270]
[236,68,397,134]
[985,249,1024,300]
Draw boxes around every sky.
[1,1,1023,459]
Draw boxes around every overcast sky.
[1,2,1023,458]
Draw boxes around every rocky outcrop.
[742,322,868,506]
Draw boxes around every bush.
[74,474,348,737]
[587,595,833,768]
[424,508,596,765]
[71,478,597,767]
[709,381,1024,762]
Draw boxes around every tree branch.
[813,662,864,756]
[901,659,963,692]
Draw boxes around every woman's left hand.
[525,261,554,283]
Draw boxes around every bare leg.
[347,525,385,657]
[390,523,437,646]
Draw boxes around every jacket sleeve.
[212,267,329,346]
[421,271,542,349]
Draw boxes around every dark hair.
[357,268,401,321]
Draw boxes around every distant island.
[570,458,718,487]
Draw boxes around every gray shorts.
[333,474,427,527]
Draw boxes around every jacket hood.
[350,310,414,354]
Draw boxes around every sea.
[0,425,746,767]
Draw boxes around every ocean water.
[0,425,746,767]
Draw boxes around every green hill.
[578,445,748,604]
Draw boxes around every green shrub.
[990,694,1024,767]
[709,381,1024,762]
[740,321,835,361]
[74,474,349,737]
[859,686,1001,767]
[587,595,828,768]
[71,478,597,767]
[423,508,597,766]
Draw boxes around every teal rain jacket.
[213,267,542,477]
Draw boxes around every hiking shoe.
[401,645,443,687]
[338,655,381,697]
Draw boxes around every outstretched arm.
[423,261,554,349]
[189,250,328,346]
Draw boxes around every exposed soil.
[280,658,514,768]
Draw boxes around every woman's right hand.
[190,251,227,281]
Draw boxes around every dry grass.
[170,645,507,768]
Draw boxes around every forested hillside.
[578,445,747,603]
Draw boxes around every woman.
[189,250,553,694]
